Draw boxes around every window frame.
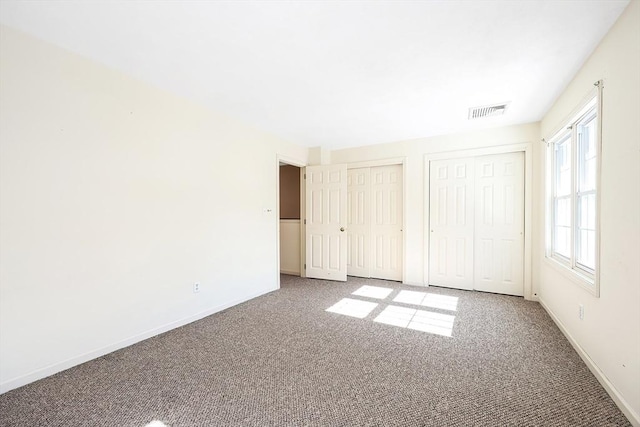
[545,82,602,297]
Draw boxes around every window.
[546,84,601,295]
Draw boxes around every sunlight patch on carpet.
[393,290,458,311]
[326,298,378,319]
[351,285,393,300]
[374,305,455,337]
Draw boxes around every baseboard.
[280,269,300,276]
[0,287,276,394]
[539,298,639,427]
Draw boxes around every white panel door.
[305,164,348,281]
[370,165,403,281]
[347,168,370,278]
[428,158,475,290]
[473,152,524,296]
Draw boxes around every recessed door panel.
[328,188,341,224]
[311,234,323,269]
[437,187,448,226]
[328,235,341,271]
[455,186,466,225]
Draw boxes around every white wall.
[331,122,540,287]
[0,25,308,392]
[536,1,640,423]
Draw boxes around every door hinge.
[304,173,306,179]
[304,263,306,269]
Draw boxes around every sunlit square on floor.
[371,305,414,327]
[393,290,458,311]
[326,298,378,319]
[422,293,458,311]
[374,305,455,337]
[351,285,393,300]
[408,309,455,336]
[392,290,425,305]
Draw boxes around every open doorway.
[278,162,302,277]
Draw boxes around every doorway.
[278,162,303,276]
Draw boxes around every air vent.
[468,103,509,119]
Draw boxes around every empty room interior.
[0,1,639,426]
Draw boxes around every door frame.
[423,144,535,300]
[346,157,407,284]
[276,154,306,289]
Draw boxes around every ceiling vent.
[468,103,509,119]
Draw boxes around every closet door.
[347,168,370,278]
[428,152,525,296]
[428,158,475,290]
[473,152,524,296]
[370,165,403,281]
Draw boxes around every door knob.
[340,227,345,232]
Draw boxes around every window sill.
[544,256,599,297]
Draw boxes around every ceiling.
[0,0,630,150]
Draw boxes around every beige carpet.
[0,275,631,426]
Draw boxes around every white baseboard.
[539,298,639,427]
[0,287,276,394]
[280,269,300,276]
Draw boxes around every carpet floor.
[0,275,631,426]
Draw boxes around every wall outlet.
[193,282,200,293]
[578,304,584,320]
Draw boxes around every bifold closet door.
[347,165,403,281]
[474,152,524,296]
[428,152,524,296]
[428,158,475,290]
[370,165,403,281]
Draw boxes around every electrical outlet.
[578,304,584,320]
[193,282,200,293]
